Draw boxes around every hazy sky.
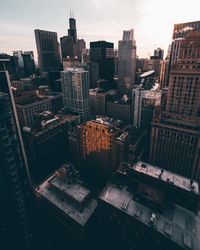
[1,0,200,59]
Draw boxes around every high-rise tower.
[34,29,61,73]
[61,68,90,121]
[118,30,136,95]
[90,41,114,88]
[0,71,32,249]
[68,17,77,44]
[150,30,200,181]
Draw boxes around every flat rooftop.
[36,165,97,226]
[94,116,126,130]
[50,176,90,205]
[132,161,199,195]
[99,182,200,250]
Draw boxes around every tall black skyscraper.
[60,15,78,60]
[0,71,32,249]
[68,17,77,44]
[90,41,114,88]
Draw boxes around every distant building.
[77,39,86,62]
[37,87,63,114]
[159,59,170,88]
[90,41,114,88]
[77,117,129,181]
[0,53,16,77]
[154,47,164,60]
[22,51,35,76]
[114,49,118,76]
[106,96,132,124]
[89,88,117,116]
[99,161,200,250]
[15,92,52,128]
[132,86,161,128]
[68,17,77,44]
[148,56,161,77]
[61,68,90,122]
[34,29,61,73]
[118,30,136,94]
[60,35,75,59]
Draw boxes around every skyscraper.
[0,71,32,249]
[61,68,90,121]
[34,29,61,73]
[68,17,77,43]
[154,47,164,60]
[60,16,79,60]
[159,59,170,88]
[77,39,86,62]
[150,30,200,181]
[90,41,114,88]
[118,30,136,95]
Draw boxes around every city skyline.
[1,0,200,60]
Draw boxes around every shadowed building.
[0,71,32,249]
[150,30,200,181]
[98,161,200,250]
[90,41,114,88]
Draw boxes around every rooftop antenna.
[70,8,72,18]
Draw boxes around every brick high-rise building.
[150,30,200,181]
[77,117,129,181]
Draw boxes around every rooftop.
[99,182,200,250]
[62,67,88,73]
[132,161,199,195]
[94,116,126,130]
[35,164,97,226]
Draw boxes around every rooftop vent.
[121,201,128,210]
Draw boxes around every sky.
[0,0,200,60]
